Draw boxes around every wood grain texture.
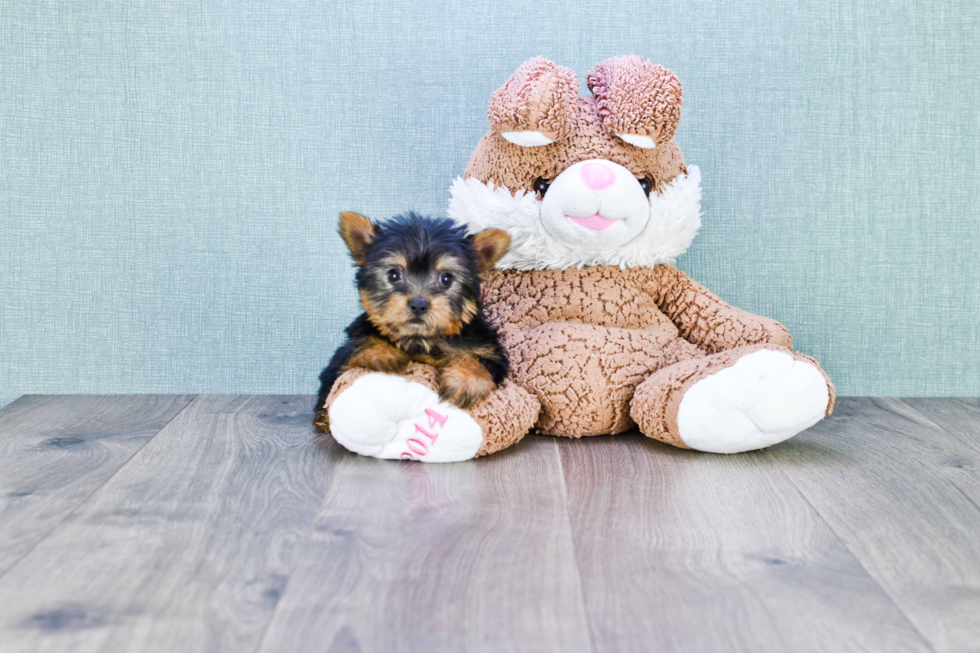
[905,397,980,453]
[559,433,930,653]
[257,436,593,653]
[0,395,343,653]
[0,394,194,577]
[770,397,980,653]
[2,395,978,652]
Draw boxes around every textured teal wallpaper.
[1,1,978,408]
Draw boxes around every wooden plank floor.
[0,396,977,653]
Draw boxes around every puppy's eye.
[439,272,454,288]
[638,177,653,196]
[533,177,551,198]
[387,269,402,284]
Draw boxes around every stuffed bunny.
[321,56,834,461]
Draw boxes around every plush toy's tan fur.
[482,266,834,440]
[470,56,686,193]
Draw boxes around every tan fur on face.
[344,337,410,373]
[460,298,477,325]
[377,253,408,270]
[361,289,468,341]
[438,355,496,408]
[422,294,463,337]
[361,290,409,340]
[434,254,467,274]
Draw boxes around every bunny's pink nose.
[580,162,616,190]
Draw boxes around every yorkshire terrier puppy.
[315,211,511,430]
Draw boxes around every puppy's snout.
[408,298,429,316]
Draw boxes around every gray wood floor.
[0,396,977,653]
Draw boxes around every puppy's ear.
[471,229,511,274]
[338,211,376,265]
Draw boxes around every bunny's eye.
[638,177,653,196]
[533,177,551,198]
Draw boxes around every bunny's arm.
[646,265,792,354]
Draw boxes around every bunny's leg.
[319,363,539,462]
[631,344,834,453]
[503,322,702,437]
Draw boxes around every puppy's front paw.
[346,338,410,374]
[439,357,496,409]
[313,408,330,432]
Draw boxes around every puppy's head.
[339,211,509,340]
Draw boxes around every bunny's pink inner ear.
[488,57,579,147]
[587,55,683,148]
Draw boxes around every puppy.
[314,212,511,431]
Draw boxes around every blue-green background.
[2,1,978,408]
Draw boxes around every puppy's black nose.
[408,298,429,316]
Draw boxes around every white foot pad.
[327,373,483,462]
[676,350,830,454]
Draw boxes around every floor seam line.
[250,441,351,653]
[764,446,938,653]
[898,398,980,458]
[554,436,600,653]
[0,394,200,584]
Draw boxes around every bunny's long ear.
[587,56,682,149]
[488,57,579,147]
